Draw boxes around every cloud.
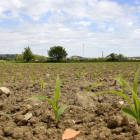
[0,0,140,57]
[74,21,91,26]
[108,27,114,32]
[135,0,140,5]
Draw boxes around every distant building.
[70,55,83,60]
[63,55,67,60]
[126,57,140,60]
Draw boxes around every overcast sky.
[0,0,140,57]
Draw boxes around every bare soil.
[0,62,140,140]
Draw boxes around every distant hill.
[0,54,16,59]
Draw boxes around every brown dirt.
[0,62,140,140]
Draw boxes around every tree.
[14,54,23,61]
[48,46,67,62]
[118,54,126,61]
[22,47,34,62]
[33,54,47,62]
[110,53,118,60]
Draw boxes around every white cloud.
[0,0,140,57]
[135,0,140,5]
[108,27,114,32]
[74,21,91,26]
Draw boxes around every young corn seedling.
[32,69,36,76]
[58,70,61,74]
[51,74,55,79]
[11,70,14,75]
[91,72,98,79]
[128,71,133,78]
[76,69,81,78]
[99,69,104,76]
[39,73,42,77]
[113,74,127,94]
[19,74,22,80]
[94,69,140,125]
[1,78,4,87]
[30,74,35,83]
[13,76,16,83]
[4,73,6,77]
[81,69,87,76]
[40,78,45,90]
[84,81,104,92]
[24,75,67,128]
[62,78,67,85]
[62,71,65,76]
[110,69,113,74]
[23,67,25,72]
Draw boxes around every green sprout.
[99,69,104,76]
[51,74,55,79]
[113,74,127,94]
[4,73,6,77]
[84,81,104,92]
[62,71,65,76]
[19,74,22,80]
[1,78,4,87]
[3,112,10,119]
[62,78,67,85]
[91,72,98,79]
[39,73,42,77]
[76,69,81,78]
[30,74,35,83]
[82,70,87,75]
[13,76,16,83]
[128,71,133,78]
[24,75,67,128]
[33,69,36,75]
[40,78,45,90]
[23,67,25,72]
[94,69,140,125]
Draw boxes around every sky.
[0,0,140,58]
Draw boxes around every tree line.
[14,46,67,62]
[2,46,137,62]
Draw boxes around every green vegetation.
[40,78,45,90]
[24,76,67,128]
[113,74,127,94]
[22,46,34,62]
[1,78,4,87]
[94,69,140,125]
[13,75,16,83]
[84,81,104,92]
[62,78,67,85]
[30,74,35,83]
[106,53,126,61]
[48,46,67,62]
